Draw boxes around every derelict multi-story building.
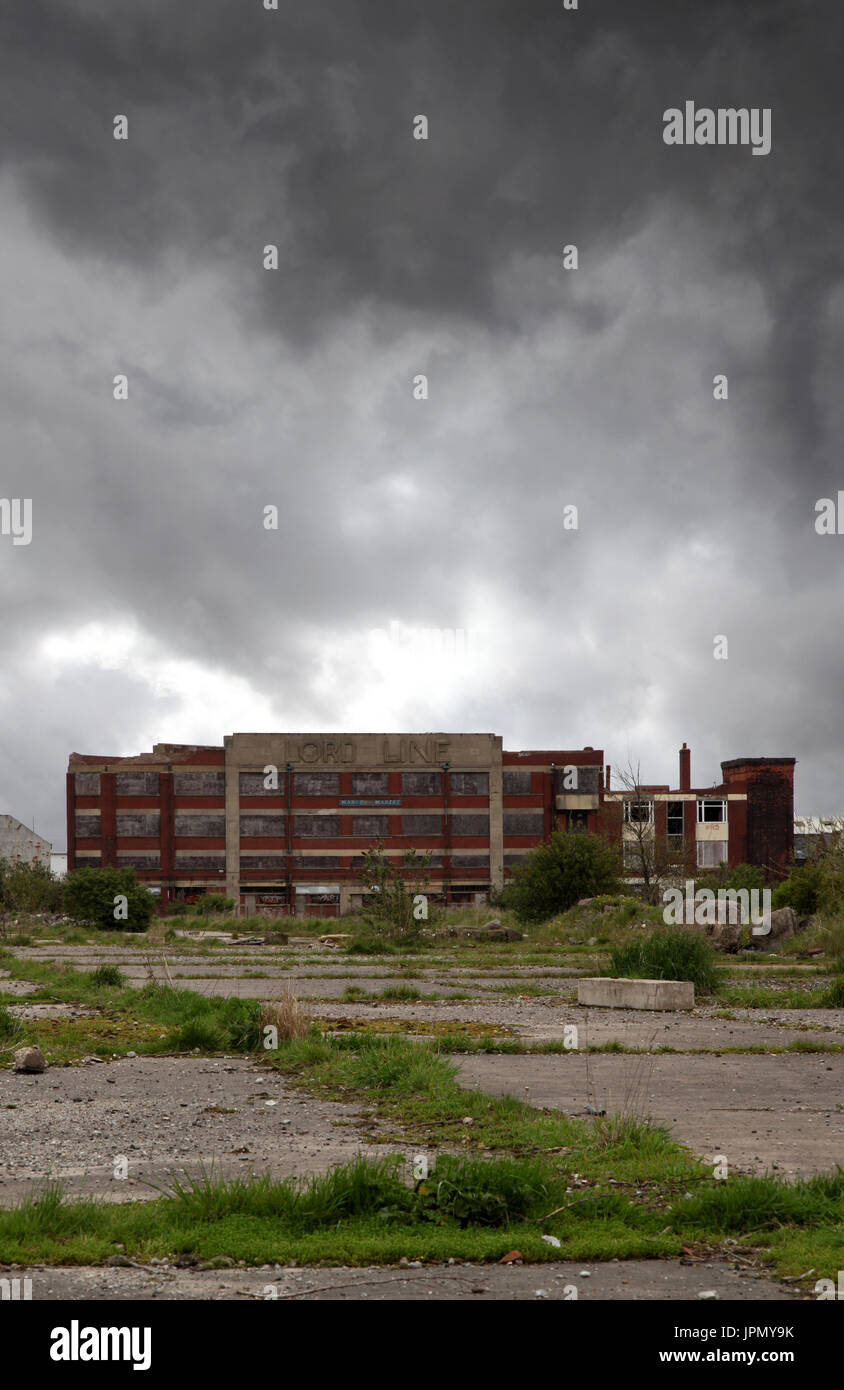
[66,735,796,915]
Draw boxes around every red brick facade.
[66,739,795,913]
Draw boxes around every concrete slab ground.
[305,1000,843,1051]
[9,1258,801,1301]
[456,1053,844,1177]
[0,1057,391,1203]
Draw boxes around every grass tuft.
[606,928,720,995]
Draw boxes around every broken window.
[401,772,441,796]
[667,800,684,852]
[351,772,390,796]
[175,771,226,796]
[697,798,727,823]
[697,840,729,868]
[239,771,285,796]
[352,815,390,838]
[503,811,544,835]
[293,816,340,838]
[115,772,160,796]
[294,773,340,796]
[449,772,489,796]
[623,799,653,824]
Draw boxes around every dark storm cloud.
[0,0,842,842]
[3,3,840,368]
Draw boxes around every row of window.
[76,811,548,839]
[76,853,493,871]
[623,798,729,825]
[74,769,572,798]
[623,841,729,869]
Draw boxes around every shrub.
[378,984,422,1001]
[726,863,767,892]
[415,1155,551,1227]
[261,989,312,1044]
[357,843,436,945]
[606,928,720,995]
[0,857,63,914]
[0,1004,22,1042]
[504,831,621,923]
[195,894,235,917]
[89,965,126,988]
[820,976,844,1008]
[63,866,154,933]
[772,865,821,917]
[168,900,190,916]
[154,991,262,1052]
[346,934,398,955]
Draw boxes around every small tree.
[0,858,62,916]
[63,866,155,933]
[772,863,822,917]
[358,842,437,944]
[505,830,621,923]
[812,820,844,915]
[616,759,684,904]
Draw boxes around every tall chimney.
[679,743,691,792]
[605,764,611,791]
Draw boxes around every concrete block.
[577,977,694,1010]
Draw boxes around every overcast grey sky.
[1,0,842,846]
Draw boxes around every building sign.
[230,735,459,765]
[339,798,401,807]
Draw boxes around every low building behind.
[0,814,52,867]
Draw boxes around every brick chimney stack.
[679,743,691,792]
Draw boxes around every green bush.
[168,900,190,916]
[63,866,154,933]
[772,865,821,917]
[820,976,844,1008]
[0,858,63,914]
[0,1004,22,1041]
[143,987,262,1052]
[195,894,235,917]
[89,965,126,989]
[414,1155,551,1228]
[346,934,398,955]
[726,863,767,892]
[606,928,720,995]
[504,831,621,923]
[378,984,422,1002]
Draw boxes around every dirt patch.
[7,1003,99,1020]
